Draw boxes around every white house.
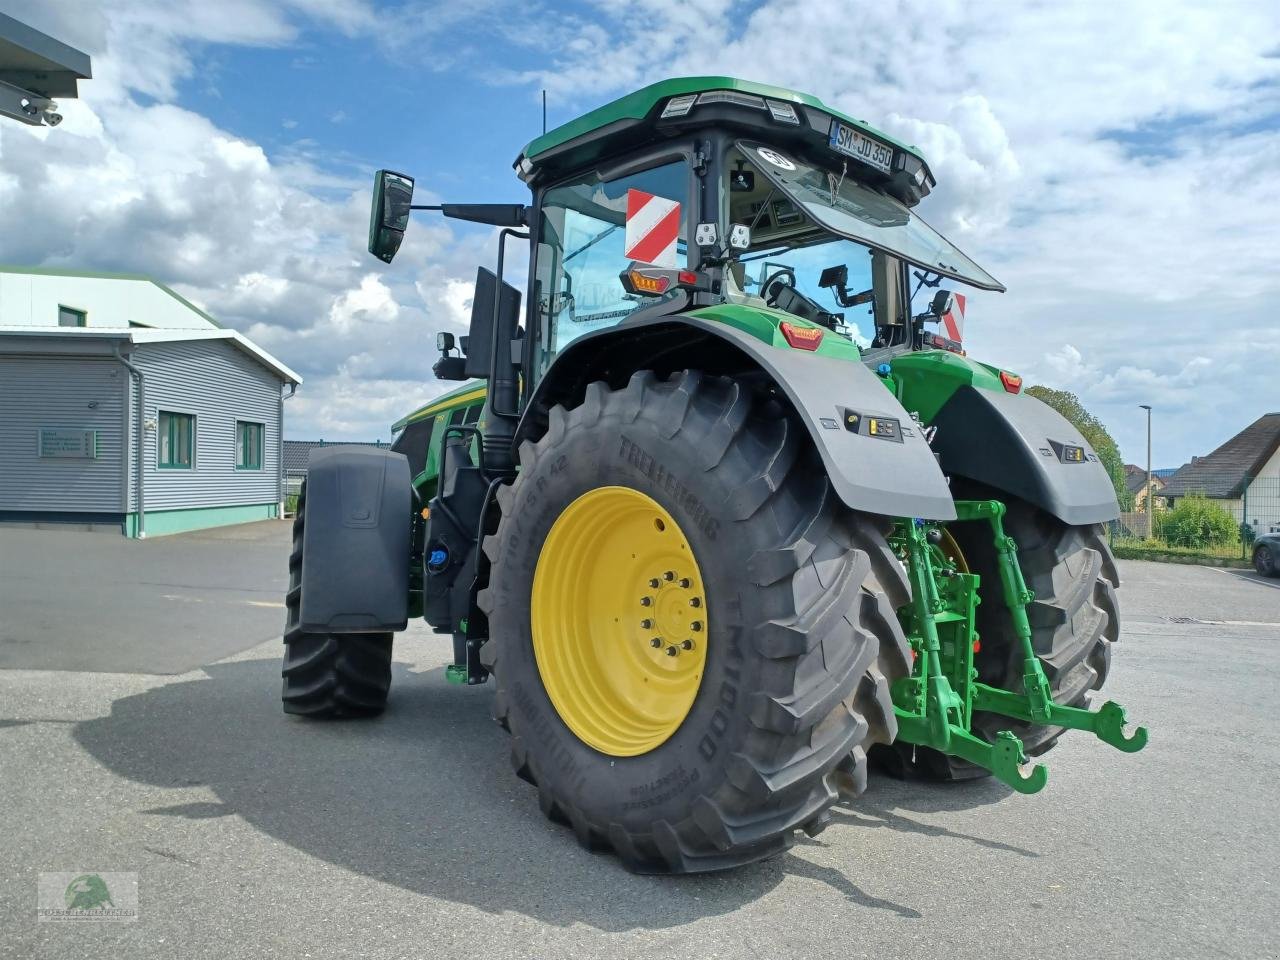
[0,265,301,537]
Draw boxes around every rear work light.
[780,321,823,351]
[1000,370,1023,393]
[660,94,698,118]
[765,99,800,124]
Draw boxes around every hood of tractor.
[515,76,936,208]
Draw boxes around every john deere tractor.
[282,77,1147,873]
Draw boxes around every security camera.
[18,96,61,126]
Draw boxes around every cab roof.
[514,76,934,204]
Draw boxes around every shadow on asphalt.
[73,657,1018,929]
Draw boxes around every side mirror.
[436,331,456,354]
[368,169,415,264]
[463,267,522,379]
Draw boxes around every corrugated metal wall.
[0,357,127,512]
[130,339,282,510]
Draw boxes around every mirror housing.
[369,169,415,264]
[432,356,468,381]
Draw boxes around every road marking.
[1206,567,1280,590]
[244,601,285,608]
[161,594,205,603]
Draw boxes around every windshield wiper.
[563,224,620,264]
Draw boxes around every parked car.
[1254,533,1280,577]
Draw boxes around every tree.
[1025,385,1133,510]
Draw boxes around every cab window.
[534,159,688,371]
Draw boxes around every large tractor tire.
[898,483,1120,781]
[281,480,393,718]
[477,370,910,873]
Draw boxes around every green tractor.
[282,77,1147,873]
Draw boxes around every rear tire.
[478,371,910,873]
[895,484,1120,781]
[281,481,393,718]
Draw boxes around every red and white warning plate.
[941,293,965,343]
[624,189,681,268]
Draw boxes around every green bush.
[1156,495,1239,548]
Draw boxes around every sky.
[2,0,1278,467]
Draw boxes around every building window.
[158,411,195,468]
[58,305,87,327]
[236,421,264,470]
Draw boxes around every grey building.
[1,269,301,537]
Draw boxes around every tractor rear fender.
[517,316,957,521]
[300,446,412,632]
[929,385,1120,525]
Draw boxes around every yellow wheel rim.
[531,486,708,757]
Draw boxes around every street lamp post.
[1139,404,1153,538]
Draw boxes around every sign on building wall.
[38,428,99,459]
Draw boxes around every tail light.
[780,321,823,351]
[999,371,1023,394]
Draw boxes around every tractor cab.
[370,78,1004,389]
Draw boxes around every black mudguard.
[300,446,412,632]
[517,316,956,521]
[930,385,1120,525]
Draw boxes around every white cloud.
[4,0,1279,465]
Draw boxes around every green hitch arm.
[972,684,1149,753]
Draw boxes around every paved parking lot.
[1,525,1277,959]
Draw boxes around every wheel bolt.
[650,638,663,648]
[691,621,703,632]
[679,578,691,588]
[665,645,679,657]
[649,578,661,588]
[681,639,694,650]
[640,596,652,607]
[663,570,675,581]
[689,597,702,608]
[641,618,653,629]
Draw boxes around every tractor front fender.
[517,317,956,520]
[300,446,412,632]
[930,385,1120,525]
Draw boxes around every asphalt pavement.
[1,525,1277,959]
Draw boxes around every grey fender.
[300,446,412,632]
[930,385,1120,525]
[517,315,956,520]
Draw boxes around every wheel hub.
[531,486,709,757]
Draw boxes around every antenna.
[542,89,547,134]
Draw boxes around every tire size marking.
[698,627,744,761]
[623,765,699,811]
[617,435,720,541]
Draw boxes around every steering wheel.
[760,268,796,306]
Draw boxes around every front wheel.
[281,481,393,718]
[478,371,910,873]
[1255,544,1277,577]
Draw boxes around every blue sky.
[3,0,1279,466]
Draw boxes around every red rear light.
[677,270,698,286]
[780,321,823,351]
[999,370,1023,393]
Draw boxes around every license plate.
[829,121,894,175]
